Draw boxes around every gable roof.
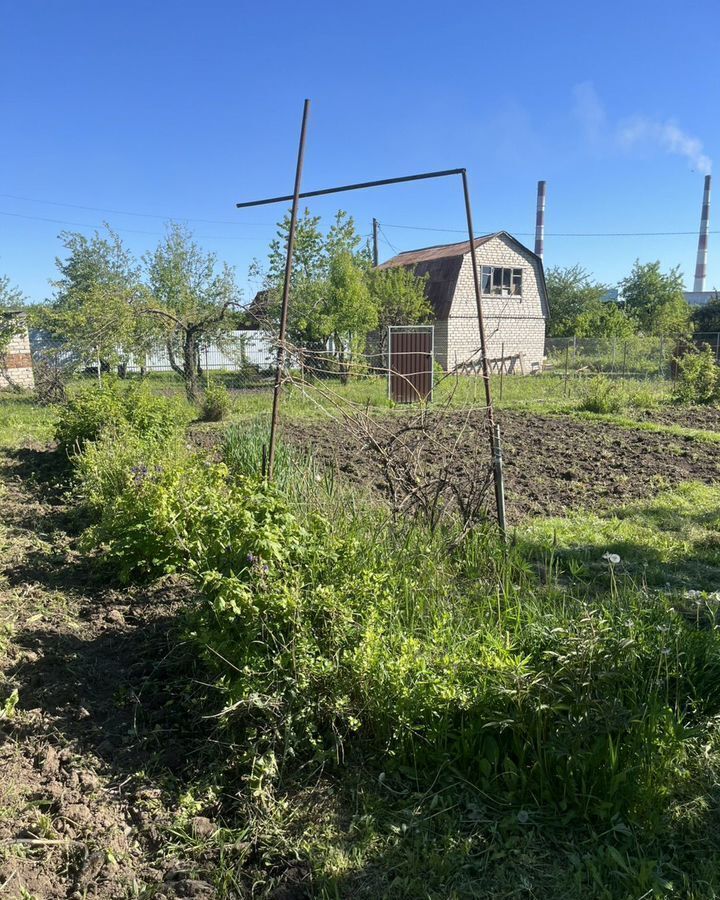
[378,231,549,320]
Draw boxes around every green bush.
[55,382,182,451]
[75,427,305,582]
[200,382,232,422]
[55,383,125,450]
[673,345,719,404]
[578,375,626,413]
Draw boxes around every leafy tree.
[620,260,691,336]
[574,298,635,339]
[0,275,27,391]
[253,209,372,350]
[368,265,432,330]
[36,226,147,377]
[545,265,608,336]
[691,291,720,334]
[264,208,326,286]
[143,224,241,401]
[321,252,377,383]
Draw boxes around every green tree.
[545,265,608,336]
[691,291,720,334]
[574,299,635,339]
[264,208,326,286]
[254,209,371,350]
[620,260,691,336]
[0,275,27,391]
[37,226,146,378]
[144,224,241,401]
[321,252,377,383]
[368,265,432,330]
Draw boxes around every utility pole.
[372,217,379,267]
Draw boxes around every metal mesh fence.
[26,328,720,407]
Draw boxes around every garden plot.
[282,410,720,521]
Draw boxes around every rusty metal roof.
[377,234,495,268]
[377,231,549,320]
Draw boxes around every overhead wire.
[379,221,720,238]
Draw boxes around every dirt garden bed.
[281,411,720,521]
[636,404,720,431]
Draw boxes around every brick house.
[378,231,549,373]
[0,311,35,390]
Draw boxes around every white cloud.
[618,118,712,174]
[572,82,712,174]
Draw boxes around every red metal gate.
[388,326,434,403]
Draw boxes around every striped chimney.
[694,174,712,292]
[534,180,547,261]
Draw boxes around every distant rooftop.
[684,290,719,307]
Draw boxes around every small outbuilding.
[0,310,34,390]
[379,231,549,373]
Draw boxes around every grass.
[520,481,720,591]
[0,394,56,448]
[4,381,720,897]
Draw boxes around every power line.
[3,191,715,239]
[378,223,399,255]
[380,221,720,238]
[0,209,269,241]
[0,192,276,227]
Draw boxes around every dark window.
[481,266,492,293]
[481,266,523,296]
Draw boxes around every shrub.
[627,384,661,410]
[55,383,126,450]
[673,345,719,404]
[76,427,306,582]
[200,382,231,422]
[578,375,625,414]
[55,382,182,451]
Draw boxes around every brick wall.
[1,325,35,390]
[444,235,547,372]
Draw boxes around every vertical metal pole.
[564,344,569,396]
[267,99,311,481]
[499,341,505,402]
[622,342,627,381]
[461,169,505,532]
[493,424,506,535]
[372,218,379,267]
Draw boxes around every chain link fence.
[25,327,720,408]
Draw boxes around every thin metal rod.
[267,99,310,481]
[236,168,463,208]
[372,217,379,267]
[461,169,504,532]
[493,424,506,534]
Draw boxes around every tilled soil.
[635,404,720,431]
[0,449,218,899]
[283,411,720,521]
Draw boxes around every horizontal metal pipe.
[236,168,465,208]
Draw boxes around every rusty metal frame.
[235,106,506,530]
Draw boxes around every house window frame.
[481,266,523,297]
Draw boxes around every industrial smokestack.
[694,174,712,292]
[534,180,547,261]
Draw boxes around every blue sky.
[1,0,719,304]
